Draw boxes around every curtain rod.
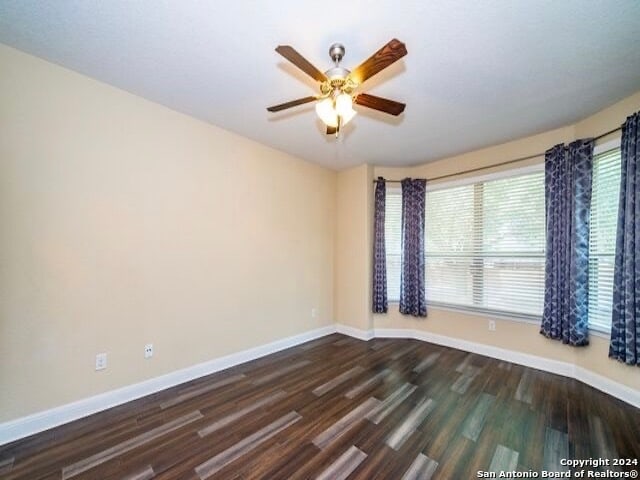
[373,126,622,184]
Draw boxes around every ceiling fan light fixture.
[340,107,357,126]
[268,39,407,135]
[315,97,338,127]
[335,93,353,117]
[335,92,356,126]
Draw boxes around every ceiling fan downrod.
[324,43,351,86]
[329,43,345,66]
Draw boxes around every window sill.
[384,301,612,339]
[385,301,540,324]
[587,325,611,339]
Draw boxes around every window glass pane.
[425,184,475,306]
[385,187,402,301]
[425,171,545,316]
[482,257,545,315]
[385,171,546,315]
[426,185,475,254]
[426,257,474,306]
[483,175,545,253]
[588,148,621,331]
[383,148,621,329]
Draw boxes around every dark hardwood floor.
[1,334,639,479]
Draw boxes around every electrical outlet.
[95,352,107,371]
[311,308,318,318]
[488,320,496,331]
[144,344,153,359]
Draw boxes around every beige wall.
[0,45,336,422]
[2,42,639,425]
[334,164,373,331]
[337,91,640,391]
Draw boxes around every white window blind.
[423,183,475,307]
[384,148,622,328]
[588,147,621,332]
[426,172,546,316]
[385,170,546,318]
[385,187,402,302]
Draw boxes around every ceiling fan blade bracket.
[320,80,333,96]
[342,77,358,94]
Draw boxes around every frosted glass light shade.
[315,98,338,127]
[335,93,353,116]
[335,93,357,125]
[341,107,357,125]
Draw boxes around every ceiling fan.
[267,39,407,136]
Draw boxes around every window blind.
[588,148,621,332]
[386,170,546,318]
[385,187,402,302]
[384,150,621,328]
[425,172,546,316]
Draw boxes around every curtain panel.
[372,177,388,313]
[540,139,594,346]
[610,112,640,366]
[399,178,427,317]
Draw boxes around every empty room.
[1,1,640,479]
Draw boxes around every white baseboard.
[381,328,575,378]
[342,325,640,409]
[336,323,374,341]
[574,366,640,409]
[0,325,336,446]
[2,322,637,446]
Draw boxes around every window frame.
[386,164,546,321]
[382,140,621,337]
[425,164,546,320]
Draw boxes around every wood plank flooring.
[1,334,639,479]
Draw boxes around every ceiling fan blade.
[355,93,406,116]
[326,126,337,135]
[275,45,328,83]
[349,38,407,85]
[267,96,317,112]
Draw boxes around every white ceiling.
[1,1,640,170]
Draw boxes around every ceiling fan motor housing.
[325,43,352,89]
[325,67,351,81]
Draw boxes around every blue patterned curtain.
[372,177,388,313]
[610,113,640,366]
[399,178,427,317]
[540,139,594,346]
